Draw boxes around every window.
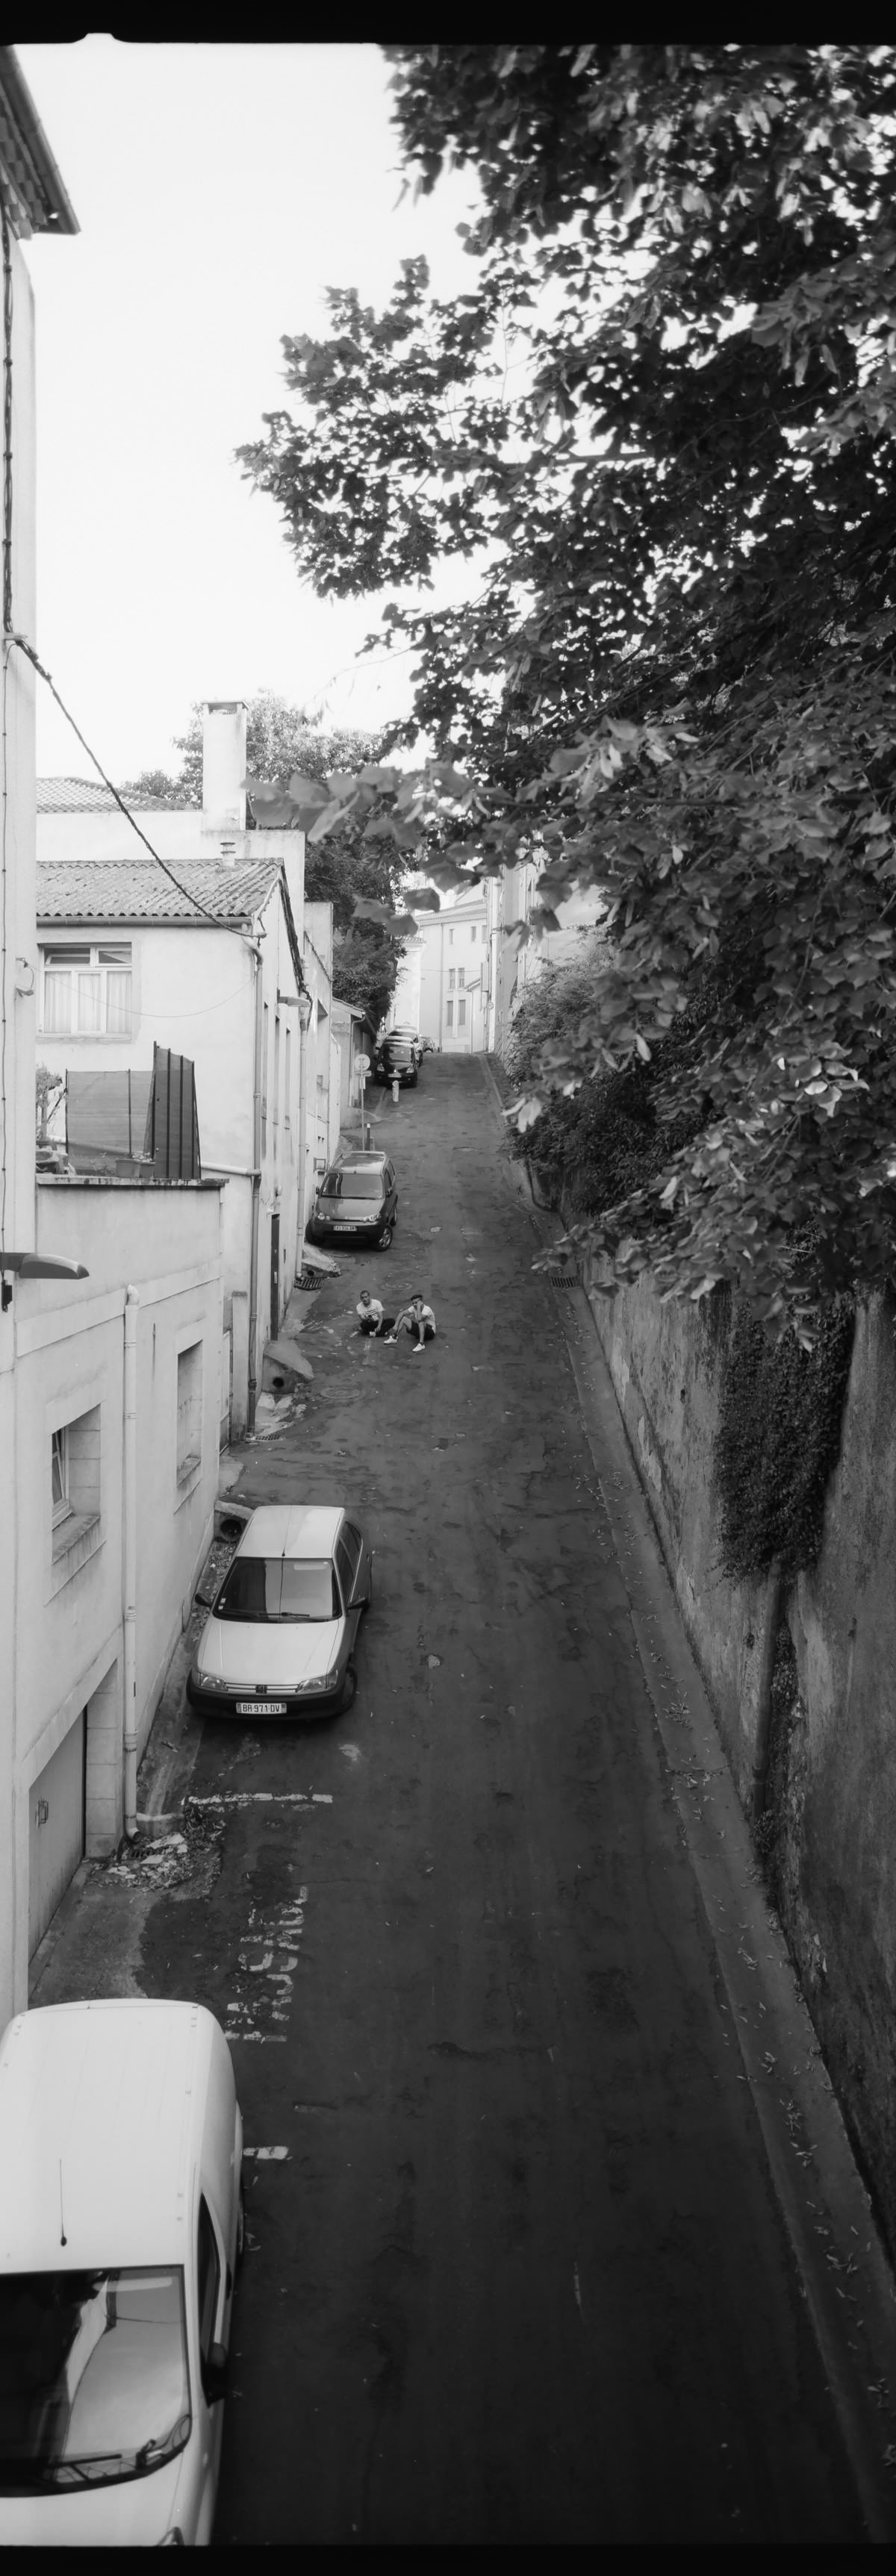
[458,998,467,1027]
[51,1427,69,1528]
[273,1014,281,1137]
[261,1003,269,1155]
[449,928,454,945]
[457,967,465,990]
[197,2200,222,2395]
[214,1557,340,1622]
[176,1342,202,1486]
[447,967,455,991]
[470,924,477,943]
[284,1024,292,1132]
[50,1405,101,1566]
[40,945,131,1038]
[446,998,454,1029]
[335,1524,361,1605]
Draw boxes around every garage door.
[28,1710,86,1959]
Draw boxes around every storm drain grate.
[296,1269,325,1291]
[544,1269,579,1287]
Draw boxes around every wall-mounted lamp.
[13,957,35,996]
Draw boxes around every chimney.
[202,701,247,855]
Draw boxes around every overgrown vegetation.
[716,1292,856,1579]
[123,690,409,1032]
[234,46,896,1342]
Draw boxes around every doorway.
[28,1709,86,1961]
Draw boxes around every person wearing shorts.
[385,1294,436,1353]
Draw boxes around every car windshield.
[0,2269,190,2492]
[214,1557,340,1622]
[383,1044,413,1064]
[320,1168,383,1200]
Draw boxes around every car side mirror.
[203,2342,228,2405]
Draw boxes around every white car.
[187,1503,373,1721]
[0,1998,243,2547]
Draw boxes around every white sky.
[16,39,482,782]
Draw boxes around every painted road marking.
[228,1884,309,2042]
[243,2147,290,2161]
[188,1791,332,1807]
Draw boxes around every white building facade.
[36,707,315,1432]
[0,55,225,2021]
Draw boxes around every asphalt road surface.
[140,1055,867,2545]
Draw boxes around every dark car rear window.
[382,1041,414,1064]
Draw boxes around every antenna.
[59,2159,67,2248]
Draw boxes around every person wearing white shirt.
[356,1290,394,1338]
[385,1294,437,1354]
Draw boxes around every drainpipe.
[295,988,313,1279]
[123,1285,139,1838]
[247,946,264,1431]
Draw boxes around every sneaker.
[413,1344,424,1354]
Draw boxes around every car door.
[384,1162,396,1219]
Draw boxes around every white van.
[0,1998,243,2546]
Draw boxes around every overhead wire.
[9,635,258,938]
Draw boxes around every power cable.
[8,634,257,935]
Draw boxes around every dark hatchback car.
[375,1034,418,1088]
[305,1150,398,1250]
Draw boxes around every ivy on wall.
[716,1295,856,1580]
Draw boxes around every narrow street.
[38,1058,873,2542]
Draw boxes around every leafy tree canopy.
[237,46,896,1335]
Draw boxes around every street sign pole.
[356,1053,371,1150]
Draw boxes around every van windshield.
[214,1557,340,1622]
[0,2268,190,2491]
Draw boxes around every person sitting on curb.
[385,1293,437,1354]
[357,1289,394,1338]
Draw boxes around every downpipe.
[123,1284,139,1837]
[247,943,264,1430]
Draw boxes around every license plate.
[237,1700,287,1715]
[332,1222,358,1231]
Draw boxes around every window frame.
[458,997,467,1027]
[445,997,453,1029]
[51,1425,71,1529]
[40,942,133,1039]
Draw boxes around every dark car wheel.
[235,2179,246,2266]
[379,1223,393,1249]
[337,1664,358,1715]
[362,1566,373,1612]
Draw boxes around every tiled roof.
[37,777,185,814]
[36,858,281,926]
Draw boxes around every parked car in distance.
[187,1503,373,1722]
[374,1033,418,1088]
[306,1150,397,1249]
[0,1998,243,2548]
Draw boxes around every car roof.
[335,1150,387,1166]
[237,1503,343,1559]
[0,2000,221,2271]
